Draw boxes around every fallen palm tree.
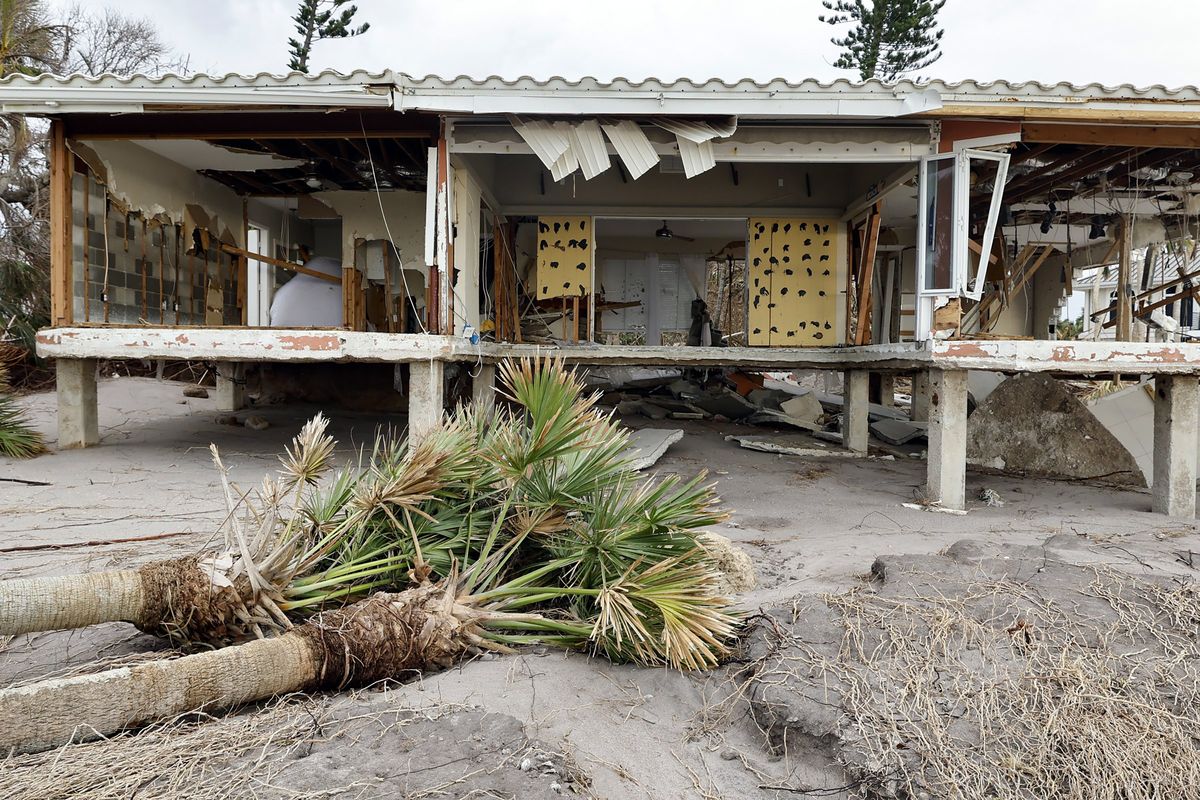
[0,358,646,643]
[0,358,741,753]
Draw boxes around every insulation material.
[536,216,593,298]
[600,120,659,179]
[568,120,611,180]
[748,218,839,347]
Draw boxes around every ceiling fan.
[655,220,695,242]
[271,160,340,191]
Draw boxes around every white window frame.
[915,149,1011,338]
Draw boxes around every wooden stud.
[186,236,194,324]
[383,242,394,333]
[158,226,165,324]
[101,191,110,323]
[217,243,339,283]
[140,218,148,320]
[81,174,90,323]
[854,205,882,345]
[1117,219,1133,341]
[49,120,73,326]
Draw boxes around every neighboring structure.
[2,71,1199,515]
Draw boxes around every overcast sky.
[52,1,1200,88]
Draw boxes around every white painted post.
[56,358,99,449]
[215,362,245,412]
[925,368,969,510]
[408,359,445,445]
[472,362,497,409]
[1152,375,1199,518]
[842,370,869,453]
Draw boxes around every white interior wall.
[311,189,426,278]
[452,169,483,331]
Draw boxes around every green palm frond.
[0,366,42,458]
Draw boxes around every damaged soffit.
[509,114,737,180]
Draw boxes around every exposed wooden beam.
[1005,147,1142,203]
[1024,123,1200,149]
[62,110,438,141]
[923,106,1200,125]
[49,120,72,326]
[1117,219,1133,340]
[217,243,340,284]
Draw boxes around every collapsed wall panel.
[536,216,593,299]
[747,217,839,346]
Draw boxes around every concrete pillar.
[472,363,497,409]
[877,372,896,408]
[910,371,931,422]
[842,370,870,453]
[925,369,969,510]
[1152,375,1199,518]
[408,359,445,445]
[215,362,245,412]
[56,358,99,449]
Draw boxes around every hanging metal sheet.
[508,115,571,169]
[548,122,579,181]
[600,120,659,179]
[653,117,738,143]
[569,120,611,180]
[677,138,716,178]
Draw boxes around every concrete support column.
[910,371,931,421]
[215,362,245,412]
[925,368,969,510]
[1152,375,1199,518]
[877,372,896,408]
[56,358,99,449]
[842,370,870,453]
[408,359,445,445]
[472,363,497,409]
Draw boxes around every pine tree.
[820,0,946,82]
[287,0,369,75]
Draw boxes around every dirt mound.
[966,374,1145,487]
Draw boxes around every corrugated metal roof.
[3,70,1200,116]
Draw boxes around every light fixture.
[1040,209,1054,235]
[1089,216,1107,240]
[656,220,673,239]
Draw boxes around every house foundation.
[925,369,969,510]
[1152,375,1199,518]
[55,358,99,449]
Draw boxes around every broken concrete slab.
[584,366,681,391]
[780,393,823,424]
[967,374,1146,487]
[746,410,821,432]
[747,388,796,411]
[624,428,684,470]
[726,433,866,458]
[870,418,927,446]
[693,388,757,420]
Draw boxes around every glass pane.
[923,158,956,292]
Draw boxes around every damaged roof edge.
[4,70,1200,118]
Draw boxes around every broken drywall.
[311,189,426,279]
[966,374,1146,487]
[81,140,247,247]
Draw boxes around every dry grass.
[708,566,1200,799]
[0,690,473,800]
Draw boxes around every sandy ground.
[2,375,1199,798]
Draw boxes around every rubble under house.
[3,71,1200,515]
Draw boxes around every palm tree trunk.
[0,583,475,754]
[0,556,254,643]
[0,569,146,635]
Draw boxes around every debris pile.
[591,366,925,453]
